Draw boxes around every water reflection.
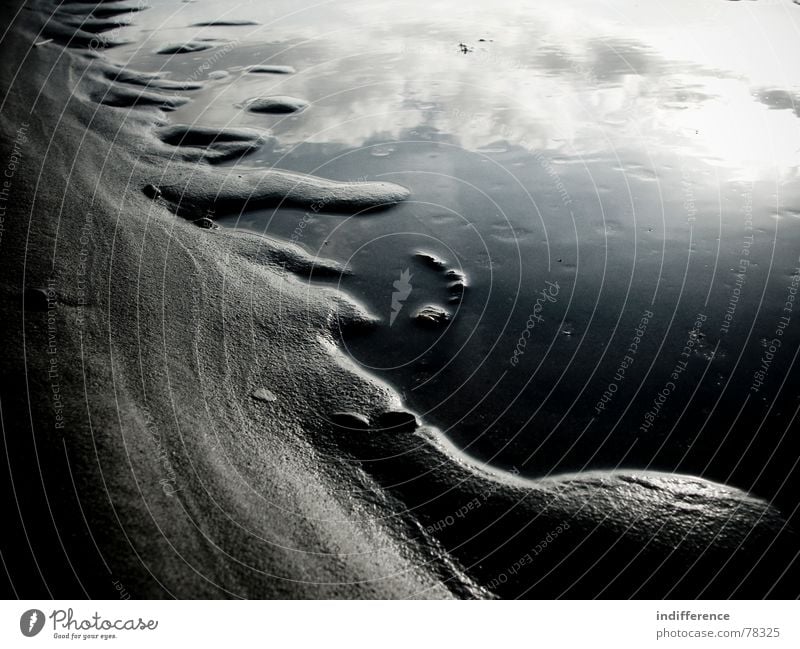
[159,37,797,174]
[112,0,800,504]
[119,0,800,176]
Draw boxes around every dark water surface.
[111,0,800,505]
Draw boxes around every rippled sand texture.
[0,0,797,598]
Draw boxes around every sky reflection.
[110,0,800,498]
[117,0,800,179]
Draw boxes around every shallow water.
[110,0,800,503]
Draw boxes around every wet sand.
[0,0,797,598]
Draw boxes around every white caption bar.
[1,600,796,648]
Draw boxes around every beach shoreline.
[0,0,797,599]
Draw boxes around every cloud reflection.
[130,0,800,178]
